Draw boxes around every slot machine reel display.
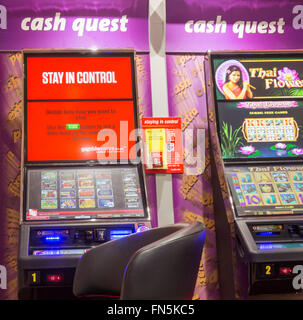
[18,50,151,299]
[210,51,303,295]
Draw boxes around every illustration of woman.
[223,65,253,100]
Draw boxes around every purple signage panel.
[0,52,23,300]
[166,53,220,299]
[0,0,149,51]
[166,0,303,52]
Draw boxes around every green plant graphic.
[289,88,303,97]
[220,122,244,158]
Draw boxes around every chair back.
[121,222,205,300]
[73,222,205,300]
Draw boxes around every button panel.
[256,262,301,280]
[26,269,74,287]
[29,224,136,255]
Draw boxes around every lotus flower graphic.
[291,148,303,156]
[275,143,287,150]
[277,67,299,82]
[239,145,255,155]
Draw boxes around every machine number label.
[265,265,272,275]
[28,271,40,285]
[258,263,275,278]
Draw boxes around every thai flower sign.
[250,66,303,91]
[212,55,303,100]
[211,52,303,162]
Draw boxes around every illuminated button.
[44,236,61,242]
[279,267,293,275]
[47,274,63,283]
[36,231,42,237]
[95,229,106,241]
[85,230,94,242]
[136,225,150,233]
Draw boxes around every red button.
[279,267,292,275]
[47,275,63,282]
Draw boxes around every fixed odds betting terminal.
[210,51,303,295]
[18,50,151,299]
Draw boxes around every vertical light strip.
[149,0,175,226]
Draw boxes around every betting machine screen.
[226,165,303,217]
[22,51,146,222]
[211,54,303,162]
[25,166,147,221]
[24,52,138,163]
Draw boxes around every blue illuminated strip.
[258,243,280,250]
[110,234,130,240]
[256,232,276,237]
[33,250,61,256]
[110,230,133,235]
[44,236,61,242]
[258,243,303,250]
[32,249,88,256]
[109,229,133,240]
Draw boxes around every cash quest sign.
[0,0,149,51]
[166,0,303,52]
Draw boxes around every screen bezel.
[23,163,149,222]
[23,50,141,165]
[225,164,303,218]
[209,50,303,165]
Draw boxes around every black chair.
[73,222,205,300]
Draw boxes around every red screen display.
[26,56,133,100]
[27,101,136,161]
[25,54,137,162]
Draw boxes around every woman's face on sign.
[229,70,241,84]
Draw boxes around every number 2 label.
[265,265,271,275]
